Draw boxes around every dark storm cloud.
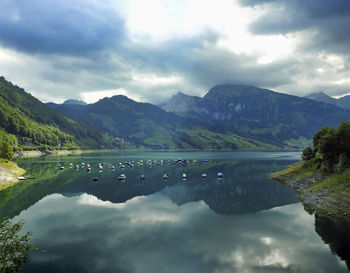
[245,0,350,55]
[0,0,125,55]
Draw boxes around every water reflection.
[16,193,348,273]
[0,157,298,218]
[1,151,349,272]
[315,214,350,270]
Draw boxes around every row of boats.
[57,159,223,182]
[58,159,211,172]
[116,172,224,181]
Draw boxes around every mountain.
[0,77,107,149]
[305,92,350,110]
[160,92,201,116]
[161,84,350,146]
[48,94,273,149]
[63,99,87,106]
[338,96,350,110]
[305,92,338,106]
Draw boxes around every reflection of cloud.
[15,193,348,273]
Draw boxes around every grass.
[0,159,26,191]
[270,161,316,182]
[311,168,350,193]
[271,160,350,216]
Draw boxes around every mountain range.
[0,76,349,150]
[305,92,350,110]
[161,85,350,146]
[48,94,265,149]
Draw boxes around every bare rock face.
[161,92,201,116]
[161,84,350,145]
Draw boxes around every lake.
[1,150,350,273]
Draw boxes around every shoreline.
[271,161,350,219]
[0,160,26,191]
[14,147,301,158]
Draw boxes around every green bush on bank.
[302,121,350,174]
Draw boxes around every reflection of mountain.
[315,214,350,270]
[161,161,299,214]
[0,161,87,218]
[0,158,298,218]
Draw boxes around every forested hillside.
[0,77,107,151]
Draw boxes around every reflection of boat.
[118,174,126,180]
[17,176,35,180]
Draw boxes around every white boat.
[118,174,126,180]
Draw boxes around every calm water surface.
[1,150,350,273]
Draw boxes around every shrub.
[302,146,315,161]
[0,219,35,273]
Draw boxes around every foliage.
[0,76,106,149]
[0,219,35,273]
[0,142,13,160]
[304,121,350,174]
[302,146,315,161]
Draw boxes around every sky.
[1,0,350,104]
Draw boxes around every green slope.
[0,77,108,149]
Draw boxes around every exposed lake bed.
[1,151,350,272]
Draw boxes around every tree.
[0,142,13,160]
[336,121,350,155]
[302,146,315,161]
[0,219,35,273]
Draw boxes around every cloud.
[0,0,125,55]
[0,0,350,103]
[246,0,350,55]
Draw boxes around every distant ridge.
[305,91,350,110]
[63,99,87,106]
